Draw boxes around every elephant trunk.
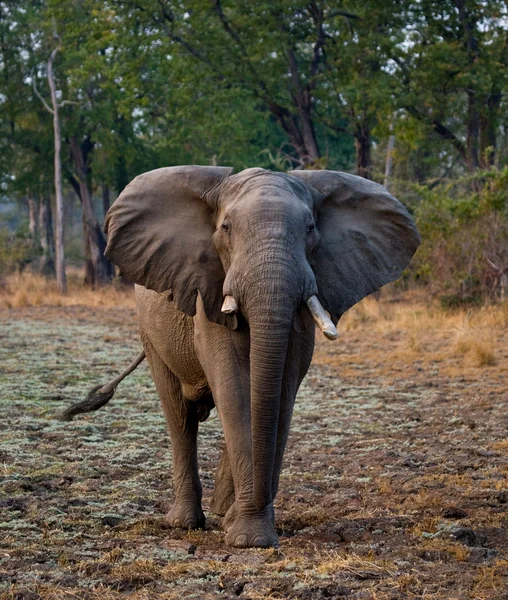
[244,266,299,512]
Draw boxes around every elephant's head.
[104,166,420,510]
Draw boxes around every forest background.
[1,0,507,306]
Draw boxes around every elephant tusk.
[221,295,238,314]
[306,295,338,340]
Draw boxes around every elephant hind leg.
[140,330,205,530]
[196,393,215,423]
[210,445,235,516]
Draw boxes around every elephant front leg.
[217,424,278,548]
[194,309,278,548]
[141,332,205,530]
[210,377,277,547]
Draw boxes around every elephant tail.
[60,351,146,421]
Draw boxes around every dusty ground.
[1,291,507,599]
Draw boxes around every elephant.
[62,166,420,549]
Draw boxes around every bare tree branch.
[326,9,360,21]
[60,99,82,107]
[156,0,225,78]
[211,0,273,100]
[404,104,467,162]
[307,1,327,85]
[32,68,54,115]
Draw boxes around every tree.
[395,0,508,173]
[113,0,356,167]
[314,0,405,178]
[34,44,68,292]
[0,0,56,276]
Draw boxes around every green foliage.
[0,226,39,276]
[0,0,507,300]
[409,167,508,303]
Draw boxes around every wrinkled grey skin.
[102,166,420,549]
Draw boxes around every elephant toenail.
[253,535,268,547]
[234,534,248,547]
[173,519,181,527]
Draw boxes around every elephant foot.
[165,502,205,530]
[224,504,278,548]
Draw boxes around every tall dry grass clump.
[452,311,500,367]
[337,290,507,368]
[0,270,136,309]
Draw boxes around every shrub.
[407,167,508,305]
[0,227,40,278]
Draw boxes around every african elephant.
[63,166,420,548]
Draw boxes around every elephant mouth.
[221,293,338,340]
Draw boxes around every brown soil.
[1,296,507,599]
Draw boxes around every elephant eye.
[307,224,315,234]
[222,222,230,233]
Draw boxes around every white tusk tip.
[221,295,238,314]
[306,294,338,341]
[323,327,338,341]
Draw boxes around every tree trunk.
[28,197,39,243]
[82,211,95,286]
[383,123,396,191]
[355,123,372,180]
[81,183,113,287]
[102,183,110,220]
[70,136,114,287]
[466,91,480,173]
[298,100,321,162]
[283,50,322,166]
[47,48,67,293]
[39,195,55,276]
[270,105,312,167]
[480,90,502,168]
[456,0,480,173]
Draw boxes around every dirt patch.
[1,298,507,599]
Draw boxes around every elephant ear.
[105,165,233,321]
[289,170,420,323]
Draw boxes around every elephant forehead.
[222,169,314,207]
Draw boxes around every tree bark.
[47,48,67,293]
[28,197,39,243]
[70,136,114,287]
[286,49,321,164]
[480,89,502,167]
[383,130,395,192]
[299,104,321,162]
[466,91,480,172]
[39,195,55,276]
[355,122,372,180]
[82,211,95,285]
[456,0,480,173]
[268,102,320,166]
[102,183,110,220]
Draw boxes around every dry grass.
[453,327,497,366]
[0,270,136,309]
[315,552,396,578]
[471,559,508,597]
[317,291,508,376]
[341,291,508,337]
